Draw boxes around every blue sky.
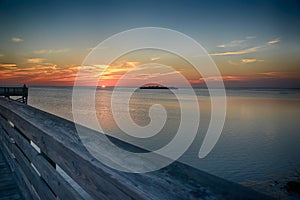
[0,0,299,87]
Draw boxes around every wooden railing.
[0,86,28,104]
[0,97,272,200]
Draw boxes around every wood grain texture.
[0,143,23,200]
[0,114,83,200]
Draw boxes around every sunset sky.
[0,0,300,88]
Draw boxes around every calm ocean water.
[28,87,300,185]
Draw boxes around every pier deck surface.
[0,148,23,200]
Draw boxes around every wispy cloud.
[217,40,246,48]
[151,57,160,61]
[258,71,299,78]
[189,71,299,86]
[0,63,17,67]
[217,36,256,48]
[227,60,239,66]
[241,58,264,64]
[11,37,23,43]
[27,58,45,64]
[0,61,82,86]
[267,38,280,45]
[189,75,246,84]
[33,48,70,54]
[125,61,140,67]
[0,54,4,57]
[217,44,226,48]
[93,64,108,69]
[210,46,261,56]
[246,36,256,40]
[33,50,48,54]
[213,37,280,56]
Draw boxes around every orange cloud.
[199,75,246,82]
[125,61,140,67]
[0,63,17,67]
[258,71,300,78]
[0,62,81,86]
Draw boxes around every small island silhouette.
[139,83,177,90]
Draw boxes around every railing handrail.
[0,86,28,97]
[0,98,273,200]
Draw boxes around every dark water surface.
[28,87,300,186]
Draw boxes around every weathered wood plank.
[12,145,56,200]
[0,136,23,200]
[0,124,55,200]
[1,127,35,200]
[0,114,84,200]
[0,128,15,171]
[0,98,144,200]
[12,160,38,200]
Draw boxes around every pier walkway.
[0,148,23,200]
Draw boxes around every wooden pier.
[0,85,28,104]
[0,97,273,200]
[0,148,23,200]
